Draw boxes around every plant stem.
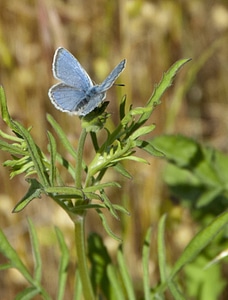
[72,127,95,300]
[74,215,95,300]
[75,128,87,189]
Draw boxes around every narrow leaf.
[170,210,228,279]
[117,247,136,300]
[27,218,42,282]
[143,226,153,300]
[97,210,122,242]
[13,121,50,187]
[107,264,125,300]
[55,227,70,300]
[0,230,33,284]
[113,163,132,179]
[13,179,44,213]
[47,131,57,186]
[130,125,156,140]
[168,280,186,300]
[15,287,40,300]
[157,215,167,283]
[47,114,77,159]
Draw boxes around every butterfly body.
[48,47,126,116]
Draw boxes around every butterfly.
[48,47,126,116]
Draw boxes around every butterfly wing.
[52,47,93,90]
[49,83,87,115]
[95,59,126,93]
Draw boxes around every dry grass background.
[0,0,228,299]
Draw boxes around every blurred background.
[0,0,228,298]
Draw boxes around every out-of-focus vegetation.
[0,0,227,299]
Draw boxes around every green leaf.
[130,124,156,140]
[15,287,40,300]
[170,210,228,279]
[0,229,33,284]
[0,86,15,130]
[27,218,42,282]
[44,186,84,198]
[97,210,122,242]
[158,214,167,283]
[113,163,132,179]
[47,114,77,159]
[136,140,165,157]
[107,264,125,300]
[87,233,111,298]
[55,227,70,300]
[84,182,121,193]
[143,226,153,300]
[131,58,191,132]
[100,190,120,220]
[0,140,26,155]
[12,121,50,187]
[168,280,186,300]
[73,270,83,300]
[196,187,223,208]
[152,135,199,168]
[47,131,57,186]
[119,95,127,120]
[117,246,136,300]
[13,179,44,213]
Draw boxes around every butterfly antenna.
[114,83,125,87]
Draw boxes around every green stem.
[74,215,95,300]
[72,127,95,300]
[75,128,87,188]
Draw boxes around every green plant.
[0,57,227,299]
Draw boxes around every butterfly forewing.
[95,59,126,93]
[52,47,93,90]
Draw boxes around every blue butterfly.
[48,47,126,116]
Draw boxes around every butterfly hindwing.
[49,83,87,114]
